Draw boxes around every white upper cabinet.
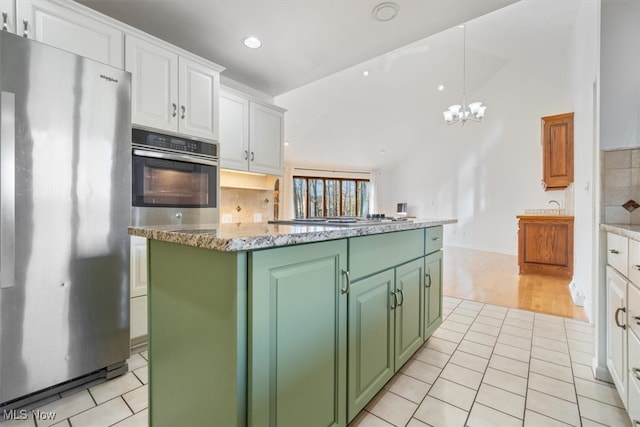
[126,34,221,141]
[219,87,285,175]
[16,0,123,68]
[1,1,16,33]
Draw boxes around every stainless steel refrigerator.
[0,31,131,407]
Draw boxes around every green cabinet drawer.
[425,226,443,255]
[349,229,424,280]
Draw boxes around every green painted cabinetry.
[249,240,348,427]
[395,258,425,366]
[424,250,443,338]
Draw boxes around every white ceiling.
[74,0,518,96]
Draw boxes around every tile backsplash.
[602,148,640,224]
[220,188,274,223]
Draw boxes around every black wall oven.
[131,128,219,226]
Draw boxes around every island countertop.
[128,218,457,252]
[601,223,640,241]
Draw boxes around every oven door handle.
[133,148,218,167]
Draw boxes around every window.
[293,176,370,218]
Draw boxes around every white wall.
[567,1,600,323]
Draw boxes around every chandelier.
[443,24,486,125]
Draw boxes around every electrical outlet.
[221,214,232,223]
[253,213,262,222]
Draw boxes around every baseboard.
[130,335,148,349]
[568,279,585,306]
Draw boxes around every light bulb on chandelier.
[442,24,486,125]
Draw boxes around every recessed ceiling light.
[438,84,445,91]
[363,70,369,77]
[372,2,399,22]
[243,36,262,49]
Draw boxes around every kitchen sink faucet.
[548,200,561,215]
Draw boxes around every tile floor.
[0,297,631,427]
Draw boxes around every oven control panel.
[132,128,217,157]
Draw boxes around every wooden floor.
[443,246,588,321]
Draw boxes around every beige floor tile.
[139,350,148,361]
[439,363,483,390]
[501,324,533,339]
[568,339,595,355]
[577,395,632,426]
[493,342,530,362]
[90,373,142,405]
[481,304,508,313]
[446,313,475,325]
[365,389,417,427]
[112,409,149,427]
[0,411,35,426]
[478,309,507,320]
[482,367,527,396]
[467,403,522,427]
[524,410,574,426]
[126,353,147,372]
[535,312,564,322]
[133,366,148,385]
[400,359,441,384]
[574,377,625,408]
[28,389,95,427]
[459,300,484,309]
[529,358,574,384]
[122,384,148,414]
[531,346,571,367]
[443,296,462,304]
[565,329,595,343]
[533,326,567,342]
[424,336,458,355]
[464,331,497,347]
[469,322,501,336]
[69,397,132,427]
[508,309,535,321]
[413,347,450,368]
[441,319,470,334]
[570,349,595,366]
[535,319,566,332]
[526,389,580,426]
[452,307,479,318]
[405,417,430,427]
[533,335,569,353]
[50,420,71,427]
[456,340,493,359]
[413,396,469,427]
[428,378,476,411]
[384,373,431,404]
[449,350,489,373]
[572,363,598,382]
[488,354,529,378]
[563,321,594,335]
[474,315,504,327]
[349,410,394,427]
[498,333,531,350]
[528,372,577,403]
[580,417,609,427]
[503,317,534,330]
[432,327,464,344]
[475,383,525,419]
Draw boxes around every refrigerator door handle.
[0,91,15,289]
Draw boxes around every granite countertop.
[128,218,457,252]
[601,223,640,241]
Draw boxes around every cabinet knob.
[2,12,7,31]
[396,289,404,307]
[432,236,440,241]
[635,315,640,326]
[614,307,626,330]
[172,103,177,118]
[22,19,28,37]
[251,151,255,161]
[181,105,186,120]
[609,249,620,255]
[633,367,640,381]
[425,272,432,288]
[633,265,640,271]
[390,291,397,309]
[340,269,350,295]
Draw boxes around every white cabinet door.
[130,295,148,342]
[249,102,284,175]
[178,57,219,141]
[17,0,123,68]
[130,236,148,298]
[1,0,15,33]
[125,34,178,133]
[607,266,628,403]
[219,89,249,171]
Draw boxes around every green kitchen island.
[129,218,456,427]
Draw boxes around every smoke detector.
[372,2,399,22]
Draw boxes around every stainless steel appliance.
[131,128,219,226]
[0,32,131,408]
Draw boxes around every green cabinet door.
[424,250,443,339]
[395,258,425,367]
[249,240,348,427]
[347,269,395,422]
